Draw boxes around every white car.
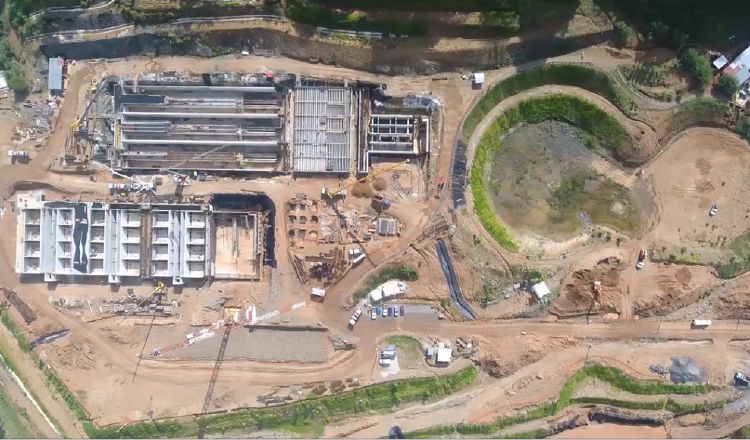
[354,308,363,319]
[348,317,357,327]
[382,306,388,317]
[371,309,377,320]
[709,204,718,216]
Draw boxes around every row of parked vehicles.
[371,305,405,320]
[348,304,406,328]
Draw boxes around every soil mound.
[550,257,625,317]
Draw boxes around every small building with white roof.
[532,281,551,301]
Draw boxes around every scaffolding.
[292,87,353,173]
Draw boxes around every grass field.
[462,64,635,143]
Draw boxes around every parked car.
[399,305,405,316]
[348,317,357,328]
[393,306,400,317]
[371,309,377,320]
[382,306,388,317]
[376,306,382,316]
[354,308,363,319]
[709,204,718,216]
[387,306,393,317]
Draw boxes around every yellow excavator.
[321,159,410,199]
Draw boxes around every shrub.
[716,74,739,97]
[738,117,750,142]
[662,98,727,141]
[614,21,637,48]
[6,62,28,94]
[679,49,713,87]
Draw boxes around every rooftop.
[436,347,452,363]
[725,46,750,85]
[48,57,64,91]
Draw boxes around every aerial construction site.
[1,7,750,439]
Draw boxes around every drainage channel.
[435,239,476,320]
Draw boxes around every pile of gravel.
[669,356,707,384]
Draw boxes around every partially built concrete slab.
[15,192,264,284]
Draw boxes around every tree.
[614,21,637,48]
[5,62,27,94]
[716,74,739,97]
[679,48,713,87]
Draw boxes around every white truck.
[691,319,712,329]
[348,308,363,328]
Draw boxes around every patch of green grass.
[462,64,635,142]
[0,309,30,352]
[405,364,714,438]
[0,382,39,439]
[548,173,587,213]
[286,0,428,36]
[715,231,750,279]
[471,94,635,251]
[352,265,418,301]
[385,335,423,357]
[583,364,709,394]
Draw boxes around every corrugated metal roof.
[713,55,728,70]
[725,46,750,85]
[48,57,64,91]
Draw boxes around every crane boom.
[322,159,410,198]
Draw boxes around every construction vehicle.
[434,176,446,198]
[322,159,410,199]
[636,249,647,270]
